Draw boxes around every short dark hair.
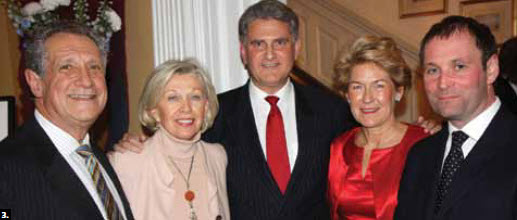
[419,16,497,70]
[238,0,299,43]
[24,21,108,77]
[499,37,517,84]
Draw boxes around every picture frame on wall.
[461,0,513,44]
[399,0,447,18]
[0,96,15,141]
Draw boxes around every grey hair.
[238,0,299,43]
[139,58,219,133]
[24,21,108,77]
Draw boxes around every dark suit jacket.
[494,76,517,114]
[395,105,517,220]
[0,118,134,220]
[203,81,355,220]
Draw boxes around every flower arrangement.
[1,0,121,40]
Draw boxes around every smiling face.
[150,74,208,141]
[240,18,300,94]
[346,62,402,129]
[25,32,107,140]
[422,31,498,128]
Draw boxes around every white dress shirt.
[442,98,501,167]
[249,79,299,171]
[35,110,127,220]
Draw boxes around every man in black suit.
[201,1,354,219]
[494,37,517,114]
[114,1,354,218]
[0,22,133,220]
[395,16,517,220]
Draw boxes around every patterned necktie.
[265,96,291,194]
[434,130,469,213]
[76,144,123,220]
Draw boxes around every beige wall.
[125,0,154,133]
[0,7,22,124]
[332,0,462,49]
[327,0,505,121]
[0,1,470,132]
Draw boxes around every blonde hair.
[138,58,219,133]
[333,36,412,97]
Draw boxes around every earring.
[394,94,401,102]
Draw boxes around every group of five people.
[1,0,516,220]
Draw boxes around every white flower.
[40,0,70,11]
[22,2,44,16]
[107,8,121,32]
[40,0,59,11]
[56,0,71,6]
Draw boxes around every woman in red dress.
[328,36,428,220]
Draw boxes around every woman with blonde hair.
[328,36,428,220]
[109,59,230,220]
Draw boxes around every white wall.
[152,0,286,93]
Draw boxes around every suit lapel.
[44,152,101,217]
[424,128,449,220]
[231,83,284,201]
[24,119,102,218]
[92,142,135,220]
[231,82,321,204]
[438,107,510,216]
[285,83,317,196]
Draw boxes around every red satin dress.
[328,125,428,220]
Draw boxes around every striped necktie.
[76,144,123,220]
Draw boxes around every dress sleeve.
[328,130,354,220]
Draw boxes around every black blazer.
[0,118,134,220]
[203,81,354,220]
[494,76,517,114]
[395,105,517,220]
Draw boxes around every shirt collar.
[249,78,293,104]
[35,110,91,155]
[448,97,501,141]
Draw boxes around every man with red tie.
[114,1,442,219]
[202,1,354,219]
[115,2,353,219]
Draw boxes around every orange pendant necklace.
[169,150,198,220]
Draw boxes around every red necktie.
[265,96,291,194]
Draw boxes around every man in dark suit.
[494,37,517,114]
[0,22,133,220]
[395,16,517,220]
[201,1,354,219]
